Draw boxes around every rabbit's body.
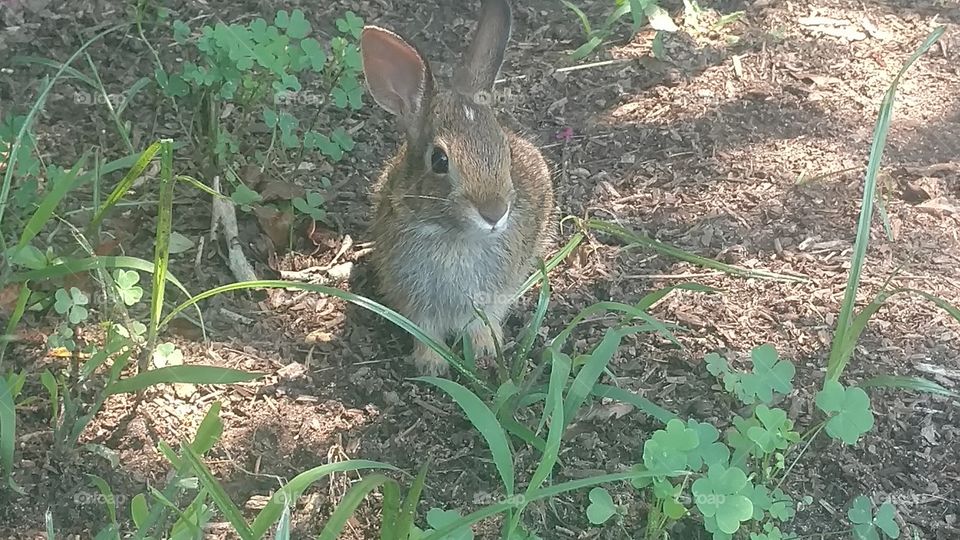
[361,0,554,374]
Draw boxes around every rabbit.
[359,0,555,376]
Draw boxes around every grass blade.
[587,219,809,283]
[563,327,626,423]
[15,151,89,251]
[523,351,571,500]
[317,474,395,540]
[394,462,429,539]
[826,26,946,382]
[590,384,678,425]
[106,366,263,395]
[190,402,224,456]
[250,460,398,537]
[0,377,16,489]
[0,282,31,369]
[179,445,253,540]
[88,474,118,525]
[512,233,583,303]
[512,264,551,377]
[421,469,664,540]
[858,375,959,398]
[143,140,175,370]
[560,0,591,35]
[160,280,493,395]
[87,140,163,232]
[414,377,515,495]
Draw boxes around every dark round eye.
[430,147,449,174]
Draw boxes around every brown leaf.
[259,178,306,203]
[253,205,294,252]
[0,283,22,317]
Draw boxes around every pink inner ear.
[361,28,427,117]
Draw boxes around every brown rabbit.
[360,0,555,375]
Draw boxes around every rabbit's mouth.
[466,202,511,235]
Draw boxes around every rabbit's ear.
[454,0,512,96]
[361,26,433,129]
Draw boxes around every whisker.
[401,194,450,202]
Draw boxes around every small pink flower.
[555,126,574,142]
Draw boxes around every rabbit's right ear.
[361,26,433,133]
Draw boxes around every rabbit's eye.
[430,147,449,174]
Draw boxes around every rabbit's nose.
[477,199,509,226]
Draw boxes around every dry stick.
[495,58,632,83]
[210,175,258,282]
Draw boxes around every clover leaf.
[586,487,617,525]
[739,344,794,405]
[642,418,698,476]
[173,20,191,43]
[231,184,261,210]
[685,419,731,472]
[816,380,875,445]
[113,270,143,306]
[335,11,363,39]
[275,9,311,39]
[300,38,326,72]
[747,405,799,453]
[293,191,327,222]
[422,508,473,540]
[691,464,754,535]
[153,342,184,368]
[848,496,899,540]
[705,352,729,377]
[54,287,89,325]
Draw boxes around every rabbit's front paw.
[412,342,450,376]
[467,319,503,357]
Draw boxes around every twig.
[211,175,258,282]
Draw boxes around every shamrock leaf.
[153,342,184,368]
[726,415,762,458]
[173,20,191,43]
[691,464,754,535]
[54,287,89,324]
[642,418,698,476]
[293,191,327,221]
[747,405,798,453]
[335,11,363,39]
[750,523,789,540]
[300,38,326,71]
[586,487,617,525]
[263,108,278,128]
[741,483,772,521]
[685,419,730,471]
[815,380,875,445]
[874,502,900,538]
[423,508,473,540]
[113,270,144,306]
[275,9,311,39]
[705,352,729,377]
[231,184,262,210]
[738,344,794,405]
[848,496,899,540]
[330,127,354,151]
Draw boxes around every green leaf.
[414,377,514,495]
[738,344,794,405]
[167,231,195,255]
[276,9,311,39]
[848,495,873,525]
[173,20,191,43]
[874,502,900,538]
[691,464,754,535]
[815,380,875,445]
[0,377,18,490]
[705,352,728,377]
[300,38,326,71]
[642,418,698,475]
[858,375,959,398]
[106,366,264,395]
[585,487,616,525]
[8,245,47,270]
[335,11,363,39]
[113,269,143,306]
[231,184,261,208]
[685,419,730,471]
[263,108,278,128]
[130,493,149,529]
[424,508,473,540]
[645,4,679,32]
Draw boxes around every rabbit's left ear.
[361,26,433,133]
[453,0,512,97]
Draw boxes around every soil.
[1,0,959,538]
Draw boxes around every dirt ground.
[1,0,959,538]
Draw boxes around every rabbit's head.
[361,0,517,233]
